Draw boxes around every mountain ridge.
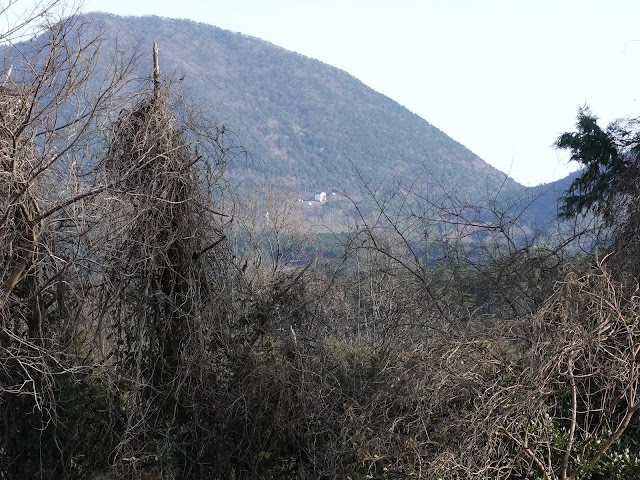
[86,12,527,201]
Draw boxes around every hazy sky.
[26,1,640,185]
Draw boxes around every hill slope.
[89,13,521,200]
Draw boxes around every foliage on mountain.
[89,12,517,199]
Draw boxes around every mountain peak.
[87,12,521,197]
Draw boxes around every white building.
[314,191,327,203]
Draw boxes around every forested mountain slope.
[90,13,520,199]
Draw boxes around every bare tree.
[0,6,135,477]
[410,259,640,479]
[91,44,232,478]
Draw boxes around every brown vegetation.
[2,3,640,480]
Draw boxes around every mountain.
[526,172,579,224]
[86,13,524,201]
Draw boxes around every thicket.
[3,4,640,480]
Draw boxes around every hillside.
[88,13,521,200]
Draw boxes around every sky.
[14,0,640,186]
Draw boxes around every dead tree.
[97,43,230,476]
[0,5,135,478]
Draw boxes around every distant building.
[314,191,327,203]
